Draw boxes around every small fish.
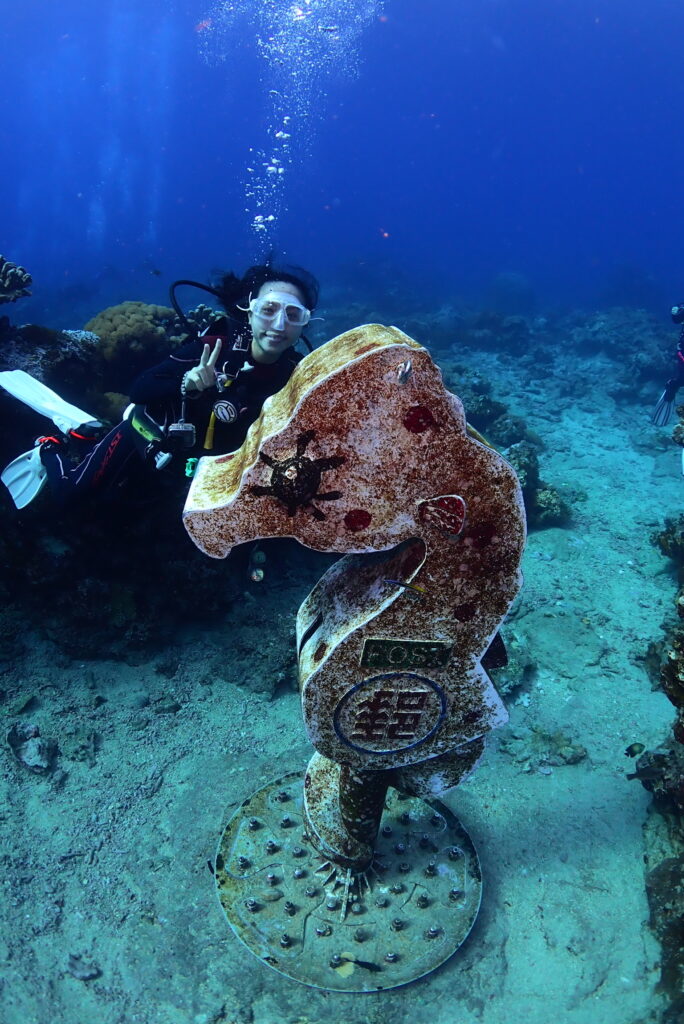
[626,766,661,782]
[384,578,426,598]
[150,267,162,277]
[194,18,212,33]
[396,359,412,385]
[624,742,645,758]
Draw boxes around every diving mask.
[248,292,311,328]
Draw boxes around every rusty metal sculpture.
[184,325,526,990]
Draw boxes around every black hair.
[213,260,320,321]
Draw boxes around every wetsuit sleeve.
[128,337,205,403]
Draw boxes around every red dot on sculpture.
[402,405,436,433]
[344,509,372,532]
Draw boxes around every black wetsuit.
[130,326,302,452]
[41,324,303,505]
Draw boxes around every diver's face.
[249,280,307,364]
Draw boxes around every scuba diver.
[652,303,684,426]
[0,261,319,509]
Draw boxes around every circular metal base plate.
[214,772,482,992]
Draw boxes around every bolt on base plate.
[214,772,482,992]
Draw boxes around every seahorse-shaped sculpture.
[184,325,526,868]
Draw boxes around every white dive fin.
[1,446,47,509]
[0,369,96,434]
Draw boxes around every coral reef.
[645,854,684,1010]
[0,459,332,666]
[649,514,684,743]
[440,305,670,409]
[466,310,533,355]
[84,301,177,391]
[0,301,218,425]
[0,487,243,661]
[572,307,672,406]
[85,301,174,361]
[436,366,568,529]
[532,486,569,527]
[488,627,535,697]
[0,323,101,386]
[505,441,571,529]
[631,746,684,817]
[167,303,225,346]
[637,511,684,1016]
[324,298,672,411]
[662,632,684,746]
[438,309,535,356]
[652,513,684,579]
[0,255,32,304]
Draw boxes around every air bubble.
[198,0,384,243]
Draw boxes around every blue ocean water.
[2,5,684,1024]
[3,0,684,322]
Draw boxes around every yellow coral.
[84,301,179,390]
[85,301,174,363]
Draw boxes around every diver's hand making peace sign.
[182,338,223,392]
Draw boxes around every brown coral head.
[674,712,684,746]
[0,255,32,305]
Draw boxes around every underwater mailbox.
[183,324,526,991]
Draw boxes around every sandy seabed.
[0,341,680,1024]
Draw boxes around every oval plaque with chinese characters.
[333,673,447,755]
